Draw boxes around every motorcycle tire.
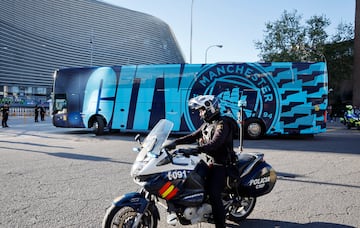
[227,196,256,222]
[102,205,158,228]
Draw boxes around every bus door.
[112,66,137,130]
[161,88,187,131]
[82,67,117,128]
[67,93,83,127]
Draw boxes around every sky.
[102,0,355,64]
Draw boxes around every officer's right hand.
[177,148,199,157]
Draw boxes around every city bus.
[52,62,328,139]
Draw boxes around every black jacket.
[1,105,9,117]
[175,116,235,164]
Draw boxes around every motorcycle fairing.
[171,161,208,207]
[143,169,206,206]
[144,173,184,200]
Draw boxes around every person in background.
[1,103,10,128]
[40,105,46,121]
[34,105,39,122]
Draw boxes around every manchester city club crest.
[184,63,281,135]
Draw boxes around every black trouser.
[206,164,226,228]
[2,115,8,127]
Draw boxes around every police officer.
[1,103,10,128]
[34,105,39,122]
[165,95,236,228]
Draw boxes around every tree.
[255,10,305,62]
[332,22,355,42]
[255,10,330,62]
[305,15,330,60]
[324,22,355,107]
[324,40,354,105]
[256,9,356,108]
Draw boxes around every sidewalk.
[1,115,53,130]
[326,120,345,129]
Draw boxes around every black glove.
[177,148,199,157]
[162,140,177,150]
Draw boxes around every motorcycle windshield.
[135,119,174,162]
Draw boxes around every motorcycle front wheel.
[102,205,158,228]
[227,196,256,223]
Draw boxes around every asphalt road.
[0,116,359,228]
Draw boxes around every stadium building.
[0,0,185,106]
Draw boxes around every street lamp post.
[190,0,194,63]
[205,45,223,63]
[90,29,94,66]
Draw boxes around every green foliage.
[255,9,355,106]
[305,15,330,60]
[255,10,306,62]
[332,22,355,42]
[254,10,346,62]
[324,40,354,103]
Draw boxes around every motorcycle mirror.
[132,147,141,153]
[134,134,142,145]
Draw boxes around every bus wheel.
[93,116,105,135]
[244,119,264,140]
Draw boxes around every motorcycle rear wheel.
[102,205,157,228]
[227,196,256,222]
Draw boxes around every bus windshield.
[53,94,67,114]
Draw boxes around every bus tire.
[93,116,105,135]
[244,118,265,140]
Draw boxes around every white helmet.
[188,95,220,122]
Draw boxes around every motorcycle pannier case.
[235,155,277,197]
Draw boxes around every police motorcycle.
[340,105,360,129]
[102,119,277,228]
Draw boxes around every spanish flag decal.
[159,181,179,200]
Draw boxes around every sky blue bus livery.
[52,62,328,139]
